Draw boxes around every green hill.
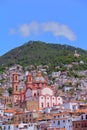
[0,41,87,68]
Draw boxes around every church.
[12,71,63,111]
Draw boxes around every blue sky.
[0,0,87,56]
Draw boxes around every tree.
[7,87,13,96]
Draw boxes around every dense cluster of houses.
[0,64,87,130]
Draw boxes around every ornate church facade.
[12,71,63,110]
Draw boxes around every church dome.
[35,71,45,82]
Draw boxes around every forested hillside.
[0,41,87,70]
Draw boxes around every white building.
[52,71,61,78]
[2,124,17,130]
[51,113,72,130]
[2,123,39,130]
[18,123,37,130]
[62,102,78,111]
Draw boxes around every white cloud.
[19,24,30,37]
[42,22,76,41]
[9,21,76,41]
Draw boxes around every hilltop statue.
[74,50,80,57]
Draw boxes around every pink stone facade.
[12,71,63,110]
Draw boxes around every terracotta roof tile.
[4,109,15,113]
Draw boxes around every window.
[30,114,31,117]
[24,125,28,128]
[8,126,10,129]
[78,123,80,126]
[58,121,60,125]
[86,115,87,119]
[47,103,49,107]
[76,124,78,128]
[34,93,36,96]
[41,103,43,108]
[15,75,18,81]
[53,121,55,124]
[85,123,87,127]
[16,86,18,91]
[81,115,83,120]
[4,126,6,130]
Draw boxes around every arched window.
[16,86,18,91]
[47,103,49,107]
[41,103,43,108]
[37,92,39,96]
[15,75,18,81]
[34,93,36,96]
